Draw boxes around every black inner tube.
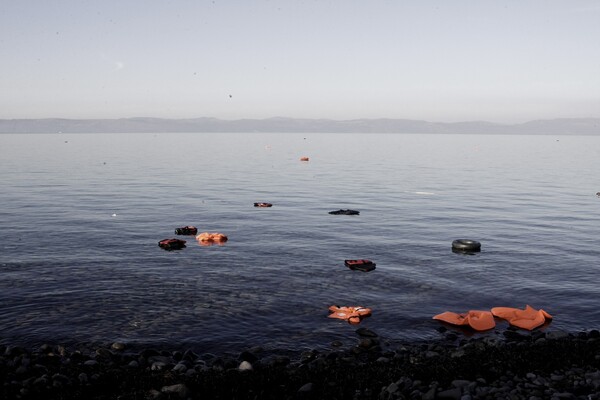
[452,239,481,252]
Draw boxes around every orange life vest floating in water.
[328,305,372,325]
[491,305,552,330]
[432,310,495,331]
[196,232,228,245]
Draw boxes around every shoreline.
[2,328,600,399]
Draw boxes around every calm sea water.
[1,132,599,353]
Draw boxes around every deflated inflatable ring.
[452,239,481,252]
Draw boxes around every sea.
[1,132,599,354]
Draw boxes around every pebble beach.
[3,327,600,400]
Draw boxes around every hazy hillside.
[0,117,598,135]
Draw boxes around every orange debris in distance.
[328,305,372,325]
[196,232,228,246]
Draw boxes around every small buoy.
[111,213,117,217]
[596,192,600,197]
[254,202,273,207]
[300,156,309,161]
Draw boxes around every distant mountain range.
[0,117,598,135]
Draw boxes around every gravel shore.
[2,328,600,399]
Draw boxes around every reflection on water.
[1,132,600,352]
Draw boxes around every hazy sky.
[1,1,599,123]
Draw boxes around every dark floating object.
[158,238,187,250]
[345,259,376,272]
[254,202,273,207]
[174,226,198,235]
[329,209,360,215]
[452,239,481,253]
[596,192,600,197]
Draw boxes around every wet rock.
[239,360,253,371]
[161,383,190,398]
[298,382,313,393]
[151,361,167,371]
[239,350,258,363]
[182,349,198,361]
[437,387,462,399]
[95,348,113,360]
[547,331,569,340]
[172,363,187,373]
[78,372,88,383]
[451,379,471,389]
[504,330,528,341]
[356,327,378,337]
[111,342,125,351]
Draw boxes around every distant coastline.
[0,117,598,135]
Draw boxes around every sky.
[1,0,599,123]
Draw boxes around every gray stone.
[437,387,462,399]
[15,366,27,375]
[298,383,313,393]
[451,349,465,358]
[111,342,125,351]
[128,360,139,368]
[172,363,187,373]
[78,373,88,383]
[83,360,98,367]
[151,361,167,371]
[185,369,197,377]
[161,383,190,398]
[547,331,569,340]
[452,380,471,388]
[238,361,252,371]
[95,348,112,359]
[147,389,163,400]
[552,393,575,399]
[386,382,398,394]
[34,376,48,386]
[355,327,378,337]
[422,387,436,400]
[148,355,172,364]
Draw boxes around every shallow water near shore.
[1,132,599,353]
